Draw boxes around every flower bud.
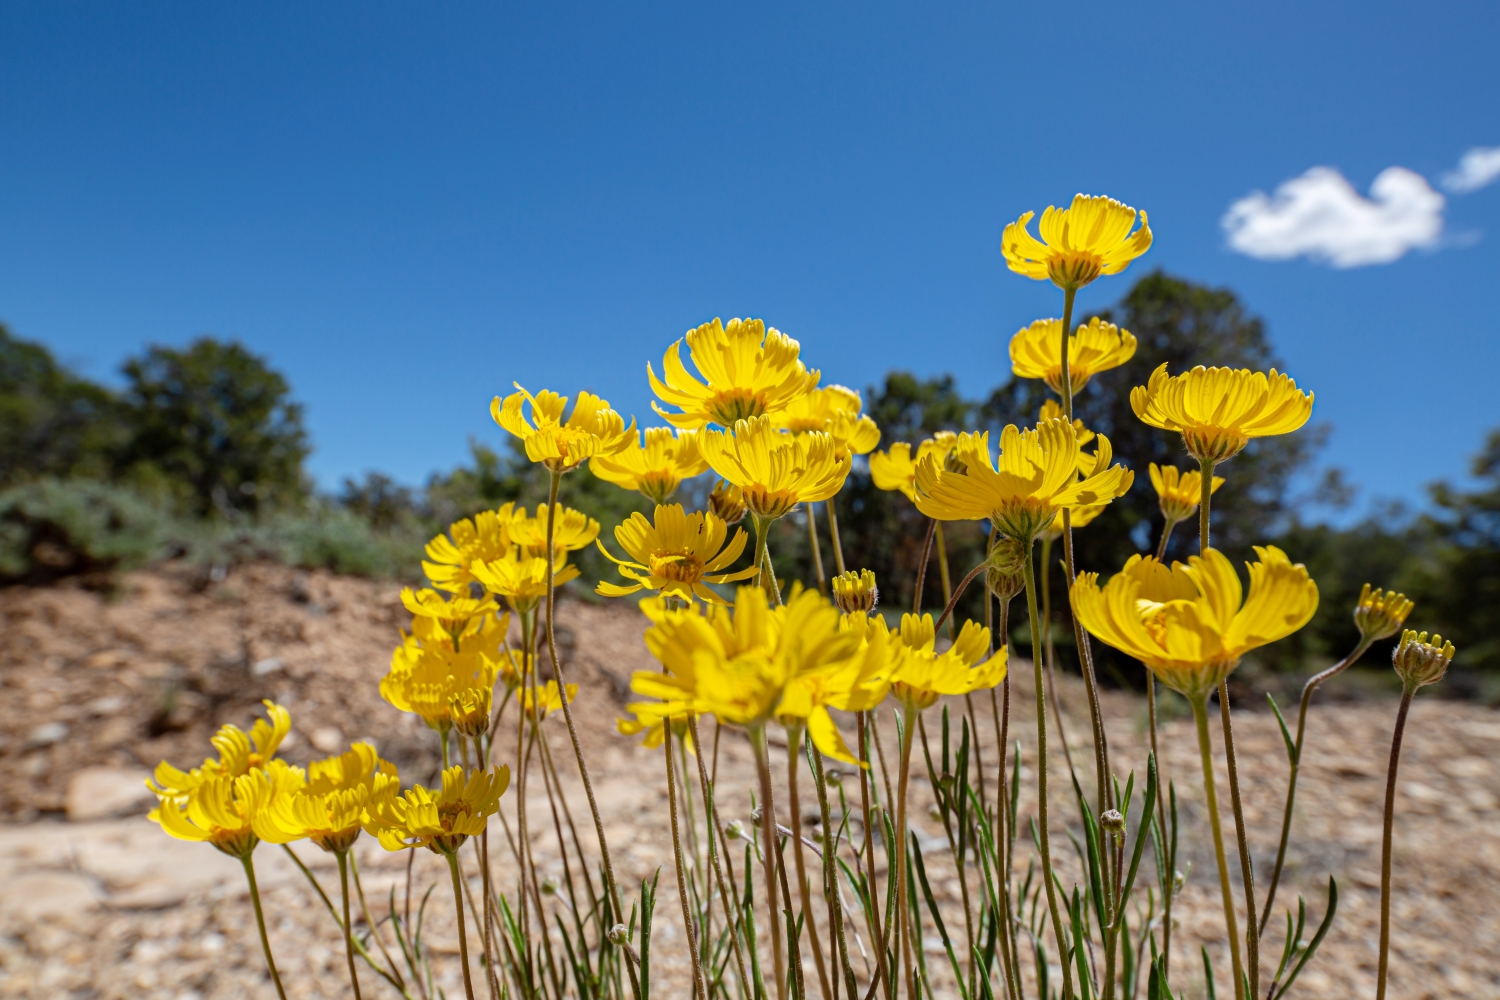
[607,923,629,946]
[927,804,943,823]
[1391,630,1455,690]
[938,773,955,792]
[541,874,561,896]
[831,569,879,616]
[986,536,1028,601]
[726,819,747,840]
[824,768,844,787]
[708,480,747,525]
[1354,584,1414,642]
[1100,809,1125,838]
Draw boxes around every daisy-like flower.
[493,384,635,472]
[507,503,602,557]
[519,680,579,721]
[1040,502,1106,542]
[830,568,878,616]
[772,385,881,459]
[263,743,398,854]
[699,415,852,521]
[1010,317,1137,396]
[1002,194,1152,291]
[1130,364,1314,464]
[589,427,709,504]
[367,765,509,855]
[1391,630,1455,691]
[401,587,502,644]
[629,585,863,731]
[774,611,905,763]
[649,317,821,430]
[1149,463,1225,524]
[1070,546,1319,702]
[1354,584,1414,642]
[707,479,747,525]
[596,504,758,604]
[616,710,696,752]
[888,614,1008,710]
[423,506,519,593]
[148,701,292,801]
[914,419,1134,544]
[382,622,502,732]
[471,552,580,612]
[869,432,961,502]
[150,759,307,858]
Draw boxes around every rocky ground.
[0,563,1495,999]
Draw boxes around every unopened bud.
[986,536,1028,602]
[1354,584,1414,642]
[726,819,747,841]
[607,923,629,946]
[1100,809,1125,837]
[824,768,844,787]
[927,804,943,823]
[831,569,879,616]
[541,874,561,896]
[708,480,747,525]
[938,773,955,792]
[1392,629,1455,690]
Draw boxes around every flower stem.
[752,725,788,1000]
[753,513,783,607]
[826,500,847,576]
[914,518,936,614]
[666,716,708,1000]
[446,851,478,1000]
[1145,675,1172,975]
[1039,536,1080,786]
[240,851,288,1000]
[1021,548,1074,1000]
[1260,636,1374,933]
[1154,518,1177,562]
[1376,684,1417,1000]
[807,503,828,594]
[1198,459,1216,553]
[892,705,918,1000]
[1218,680,1259,1000]
[857,712,893,1000]
[542,468,633,989]
[786,725,834,1000]
[686,715,754,999]
[338,851,365,1000]
[935,521,955,640]
[1191,694,1245,1000]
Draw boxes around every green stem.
[826,500,847,576]
[753,513,784,606]
[666,716,708,1000]
[1218,681,1259,1000]
[1039,536,1079,785]
[786,725,834,1000]
[914,518,936,615]
[1191,695,1245,1000]
[753,725,788,1000]
[808,503,828,594]
[1058,286,1077,408]
[542,467,632,980]
[1376,684,1417,1000]
[935,522,955,640]
[1154,518,1177,562]
[858,712,893,1000]
[446,851,478,1000]
[1199,459,1216,554]
[1260,636,1374,933]
[338,852,364,1000]
[686,715,754,999]
[440,728,451,770]
[893,705,918,1000]
[1022,549,1074,1000]
[1146,675,1172,976]
[240,851,288,1000]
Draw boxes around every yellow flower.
[507,503,602,557]
[1001,194,1152,291]
[382,626,501,732]
[401,588,503,642]
[1391,630,1455,690]
[471,552,580,612]
[869,432,961,502]
[708,479,747,525]
[775,612,904,763]
[914,419,1134,543]
[1149,463,1225,524]
[700,416,852,520]
[423,506,519,593]
[630,585,862,729]
[1354,584,1414,642]
[148,701,292,801]
[831,568,879,616]
[520,680,579,721]
[772,385,881,459]
[493,384,635,472]
[596,504,759,604]
[889,614,1008,710]
[367,765,509,855]
[590,427,709,504]
[263,743,398,853]
[1130,364,1314,464]
[1010,317,1137,396]
[648,317,821,429]
[1070,546,1319,702]
[1039,502,1106,542]
[150,759,306,859]
[616,711,696,752]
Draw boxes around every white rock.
[310,726,345,753]
[252,657,284,676]
[65,767,156,822]
[27,721,69,748]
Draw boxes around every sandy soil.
[0,563,1495,999]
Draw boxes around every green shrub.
[0,478,169,583]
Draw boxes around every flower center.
[708,389,768,427]
[650,550,705,584]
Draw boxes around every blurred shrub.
[0,478,169,584]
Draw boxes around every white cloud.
[1442,146,1500,193]
[1222,166,1444,268]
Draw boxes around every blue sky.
[1,2,1496,517]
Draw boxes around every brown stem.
[1155,517,1177,562]
[826,499,848,576]
[892,706,918,1000]
[337,852,364,1000]
[935,521,956,640]
[686,715,753,998]
[754,726,789,1000]
[934,559,987,634]
[1146,675,1172,976]
[1376,685,1416,1000]
[787,726,834,1000]
[666,717,708,1000]
[857,712,892,1000]
[913,519,936,615]
[1219,680,1259,1000]
[808,502,828,594]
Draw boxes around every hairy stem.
[667,717,708,1000]
[753,725,788,1000]
[240,851,288,1000]
[338,851,364,1000]
[1376,685,1417,1000]
[1191,695,1245,1000]
[1219,680,1259,1000]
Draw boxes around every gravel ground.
[0,563,1495,999]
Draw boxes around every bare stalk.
[337,851,365,1000]
[753,725,789,1000]
[446,851,478,1000]
[826,500,848,576]
[240,851,288,1000]
[1191,694,1245,1000]
[1218,681,1260,1000]
[666,716,709,1000]
[1375,684,1416,1000]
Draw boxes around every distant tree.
[0,325,123,486]
[118,338,309,516]
[339,471,421,532]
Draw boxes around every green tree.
[0,325,123,486]
[118,338,309,516]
